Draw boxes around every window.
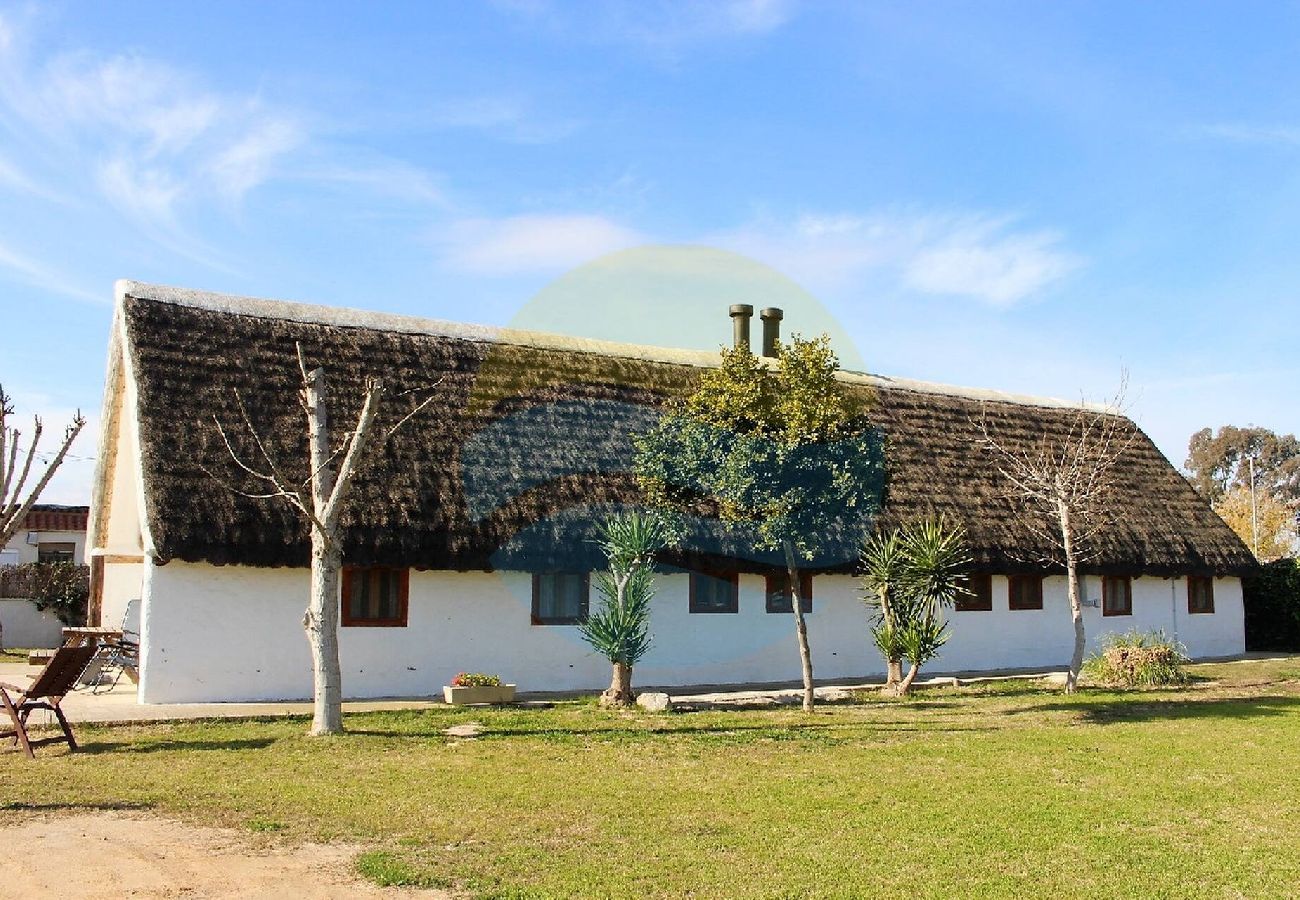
[689,571,739,614]
[532,572,589,625]
[1188,576,1215,615]
[341,566,409,627]
[37,542,75,564]
[765,571,812,614]
[1008,574,1043,610]
[1102,575,1132,617]
[955,573,993,611]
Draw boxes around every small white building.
[91,281,1255,704]
[0,505,88,567]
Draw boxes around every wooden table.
[61,627,122,648]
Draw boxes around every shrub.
[1083,630,1189,687]
[1243,558,1300,651]
[451,672,502,687]
[0,562,88,625]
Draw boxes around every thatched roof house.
[104,282,1250,575]
[91,281,1252,703]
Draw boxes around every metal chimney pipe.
[759,307,783,358]
[729,304,754,349]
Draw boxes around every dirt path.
[0,812,447,899]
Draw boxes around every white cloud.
[715,210,1080,307]
[0,238,101,304]
[432,206,1078,306]
[492,0,796,53]
[299,159,446,206]
[0,27,302,229]
[901,218,1080,307]
[436,214,644,274]
[0,154,65,202]
[723,0,795,34]
[206,118,302,199]
[1200,123,1300,148]
[430,96,580,144]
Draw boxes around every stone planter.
[443,684,516,705]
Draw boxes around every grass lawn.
[4,658,1300,898]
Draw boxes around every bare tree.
[976,376,1134,694]
[0,384,86,551]
[0,384,86,650]
[208,346,433,736]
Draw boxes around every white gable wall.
[136,561,1245,704]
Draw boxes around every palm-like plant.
[579,511,669,706]
[861,519,971,696]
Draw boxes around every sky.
[1,0,1298,505]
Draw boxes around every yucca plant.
[579,511,669,707]
[862,518,971,696]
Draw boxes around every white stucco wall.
[1,529,88,565]
[100,562,144,630]
[136,561,1247,704]
[0,599,65,648]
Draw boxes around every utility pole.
[1249,454,1259,558]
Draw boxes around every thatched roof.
[109,281,1255,577]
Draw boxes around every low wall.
[0,599,64,648]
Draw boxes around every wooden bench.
[27,649,55,666]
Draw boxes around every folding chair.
[1,644,97,758]
[89,598,140,695]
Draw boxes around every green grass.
[4,657,1300,898]
[0,646,37,662]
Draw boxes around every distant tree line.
[1186,425,1300,649]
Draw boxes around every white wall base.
[137,562,1246,704]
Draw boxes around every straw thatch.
[114,284,1254,577]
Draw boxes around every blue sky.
[1,0,1297,503]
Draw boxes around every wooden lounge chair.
[1,644,96,758]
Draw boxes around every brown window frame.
[765,571,813,614]
[955,573,993,612]
[1008,574,1043,611]
[1187,576,1215,615]
[531,572,591,625]
[689,571,739,614]
[340,566,410,627]
[1102,575,1133,617]
[37,541,76,564]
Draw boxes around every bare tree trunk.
[784,541,815,713]
[303,366,344,736]
[602,662,634,707]
[1058,489,1086,694]
[306,536,344,734]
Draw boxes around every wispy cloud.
[0,153,66,203]
[0,13,448,272]
[0,238,102,304]
[1199,123,1300,148]
[435,214,644,274]
[715,210,1081,307]
[430,95,581,144]
[435,206,1080,306]
[493,0,796,55]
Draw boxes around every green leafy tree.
[861,519,971,696]
[636,335,885,712]
[578,511,669,707]
[1186,425,1300,505]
